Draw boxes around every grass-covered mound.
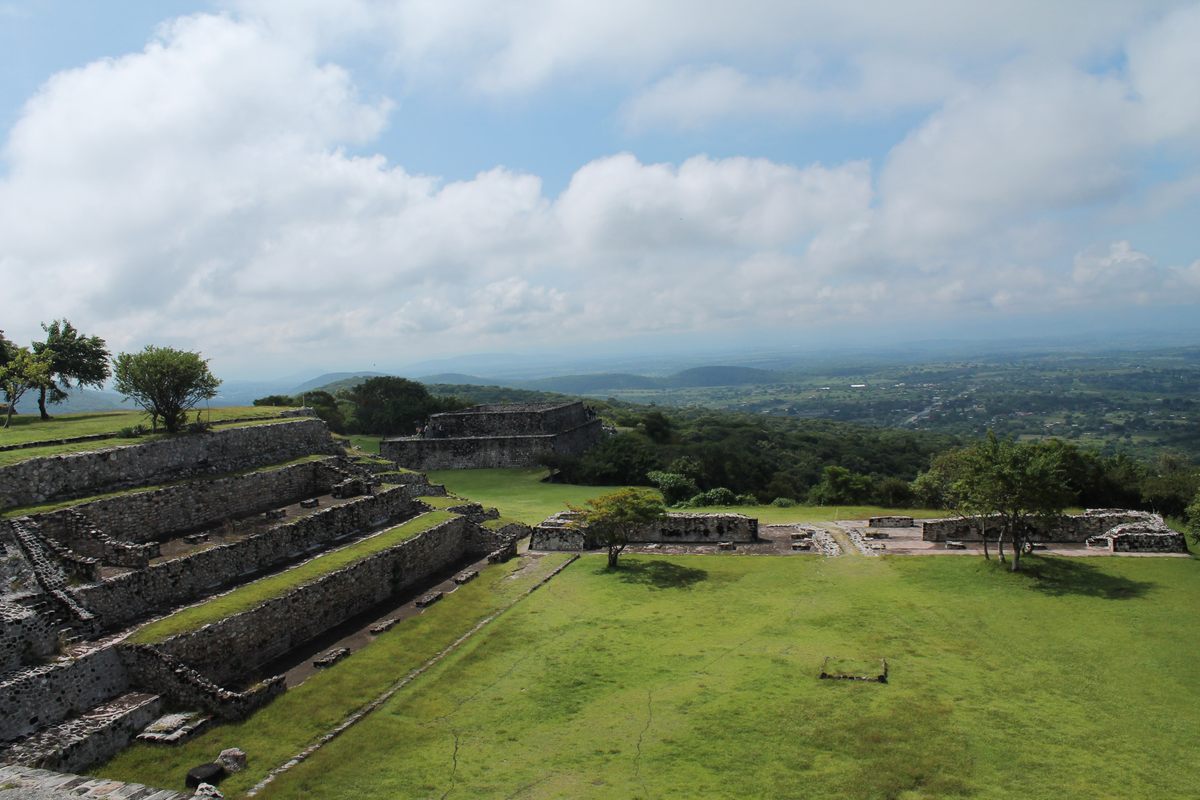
[255,552,1200,800]
[128,511,457,643]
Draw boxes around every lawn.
[252,552,1200,800]
[128,511,456,643]
[427,467,944,525]
[99,552,576,796]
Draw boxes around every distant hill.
[291,372,387,394]
[522,373,661,393]
[416,373,498,386]
[665,366,781,387]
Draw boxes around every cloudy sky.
[2,1,1199,378]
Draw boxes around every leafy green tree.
[0,347,53,428]
[344,377,467,435]
[113,346,220,433]
[957,432,1074,572]
[646,470,698,506]
[640,411,673,444]
[807,465,872,505]
[573,488,666,568]
[0,330,13,368]
[253,394,299,407]
[1185,490,1200,546]
[31,320,111,420]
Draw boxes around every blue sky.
[1,1,1199,378]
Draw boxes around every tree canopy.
[0,346,53,428]
[31,319,111,420]
[573,487,666,568]
[113,346,220,433]
[344,376,467,435]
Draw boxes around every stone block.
[454,570,479,585]
[415,591,443,608]
[185,763,225,788]
[313,648,350,668]
[299,498,320,509]
[217,748,246,773]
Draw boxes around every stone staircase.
[0,764,188,799]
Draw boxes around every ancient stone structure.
[380,401,604,469]
[530,510,758,551]
[868,516,913,528]
[0,415,524,778]
[922,509,1186,552]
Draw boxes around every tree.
[573,488,667,568]
[957,432,1073,572]
[31,320,111,420]
[1185,490,1200,546]
[113,346,220,433]
[344,377,466,435]
[646,470,699,506]
[0,347,53,428]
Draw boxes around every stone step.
[0,764,189,799]
[0,692,163,774]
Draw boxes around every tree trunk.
[1010,525,1022,572]
[37,387,50,421]
[997,529,1006,562]
[2,404,13,429]
[981,520,990,560]
[607,547,620,569]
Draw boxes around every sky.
[1,1,1199,379]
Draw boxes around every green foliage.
[0,346,53,428]
[646,470,698,506]
[679,487,737,507]
[574,487,666,567]
[807,465,873,505]
[253,394,300,407]
[1185,490,1200,544]
[640,410,673,443]
[343,377,468,435]
[112,346,220,433]
[31,320,110,419]
[770,496,797,507]
[549,431,661,485]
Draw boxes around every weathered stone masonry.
[530,511,759,551]
[921,509,1174,543]
[0,418,339,510]
[150,515,474,686]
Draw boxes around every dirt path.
[815,523,861,557]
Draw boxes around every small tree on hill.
[113,346,220,433]
[1185,490,1200,546]
[31,320,111,420]
[574,488,667,568]
[0,347,53,428]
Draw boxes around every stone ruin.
[0,413,528,786]
[380,401,605,469]
[920,509,1187,552]
[529,510,759,551]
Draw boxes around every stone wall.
[72,486,421,632]
[118,644,285,720]
[429,402,593,438]
[32,460,334,550]
[921,509,1161,542]
[868,516,914,528]
[0,600,56,673]
[0,418,339,511]
[0,647,129,743]
[381,420,603,470]
[1108,529,1187,553]
[152,516,472,685]
[530,511,758,551]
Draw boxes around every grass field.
[100,552,576,796]
[427,467,944,525]
[251,552,1200,800]
[128,511,456,643]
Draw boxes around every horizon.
[2,2,1199,377]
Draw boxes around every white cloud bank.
[1,3,1199,374]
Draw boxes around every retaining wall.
[530,512,758,551]
[0,418,339,510]
[921,510,1160,542]
[72,486,422,631]
[0,647,129,743]
[32,459,334,548]
[119,644,285,720]
[152,515,472,685]
[0,600,56,672]
[382,420,604,469]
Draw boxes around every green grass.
[254,552,1200,800]
[346,435,382,454]
[427,467,944,525]
[99,552,575,796]
[426,468,647,525]
[128,511,456,643]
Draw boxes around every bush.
[647,470,699,506]
[770,497,797,508]
[735,493,758,505]
[117,425,146,439]
[682,487,737,507]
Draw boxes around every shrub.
[647,470,699,506]
[770,497,797,508]
[683,487,737,507]
[735,493,758,505]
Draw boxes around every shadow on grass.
[1012,556,1157,600]
[602,559,709,590]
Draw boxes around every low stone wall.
[0,418,339,511]
[0,647,129,743]
[469,521,531,555]
[381,420,604,469]
[153,516,472,685]
[530,511,758,551]
[33,459,333,548]
[0,693,163,774]
[868,516,913,528]
[921,510,1160,542]
[72,486,422,632]
[119,644,286,720]
[0,600,56,672]
[1109,530,1187,552]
